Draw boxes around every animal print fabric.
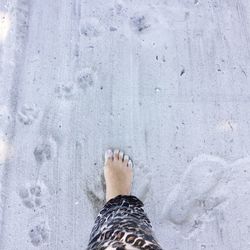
[87,195,163,250]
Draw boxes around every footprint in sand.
[80,17,104,37]
[85,176,105,216]
[76,67,98,90]
[54,84,74,99]
[109,1,127,17]
[17,104,39,125]
[162,155,229,237]
[136,173,152,202]
[28,220,49,246]
[133,161,152,202]
[130,14,151,33]
[33,143,52,165]
[19,181,49,210]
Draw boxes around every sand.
[0,0,250,249]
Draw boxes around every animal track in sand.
[33,143,52,165]
[80,17,104,37]
[130,14,151,33]
[129,10,163,43]
[29,221,49,246]
[54,84,74,99]
[19,182,48,210]
[17,104,39,125]
[76,67,98,90]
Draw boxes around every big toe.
[105,149,113,165]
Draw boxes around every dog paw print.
[76,67,98,90]
[19,185,42,209]
[29,221,49,246]
[33,143,52,165]
[54,84,74,99]
[130,14,151,33]
[80,17,104,37]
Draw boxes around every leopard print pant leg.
[87,195,163,250]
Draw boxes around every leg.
[87,149,163,250]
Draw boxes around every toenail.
[128,160,133,168]
[124,155,129,161]
[114,149,119,156]
[105,149,113,159]
[119,151,124,160]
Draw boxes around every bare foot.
[104,149,133,202]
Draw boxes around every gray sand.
[0,0,250,249]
